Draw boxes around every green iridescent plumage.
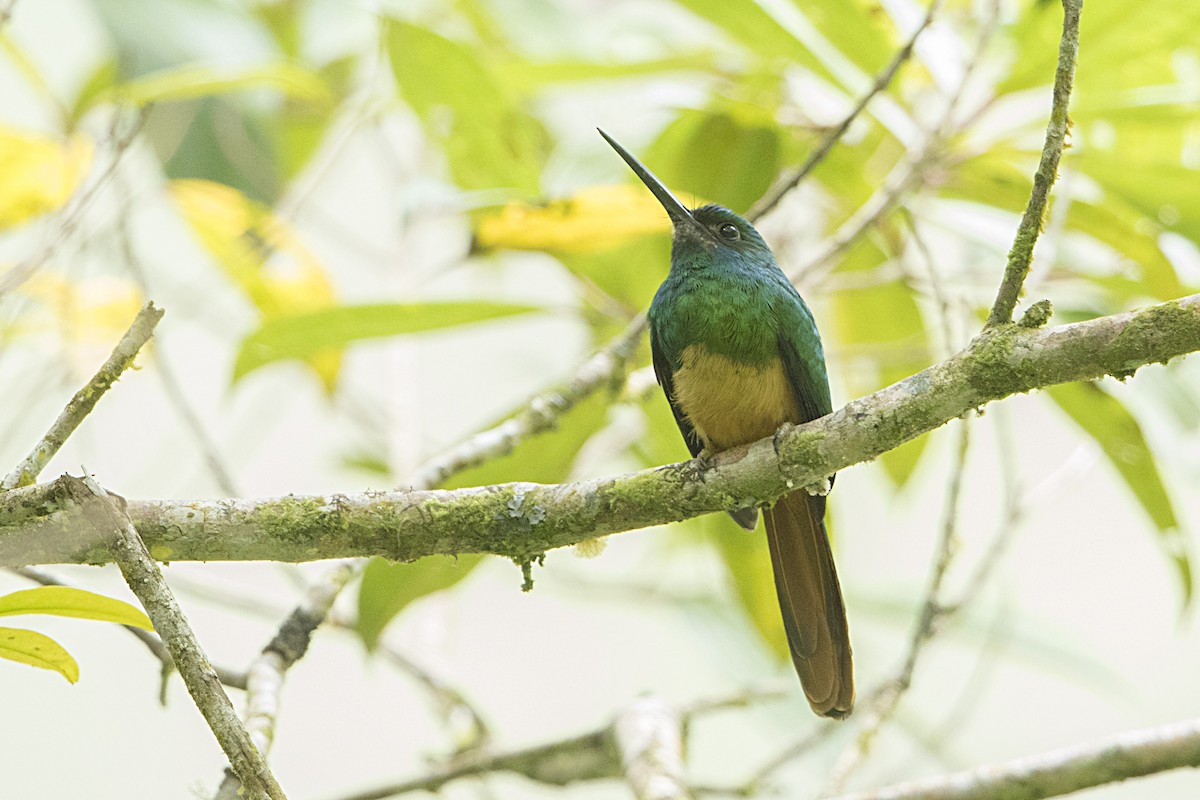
[601,129,854,718]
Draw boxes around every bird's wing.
[776,327,832,424]
[651,324,704,458]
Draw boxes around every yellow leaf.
[0,587,154,630]
[20,273,143,337]
[168,179,340,389]
[474,184,672,254]
[0,127,93,230]
[0,627,79,683]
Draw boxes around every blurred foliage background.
[0,0,1199,797]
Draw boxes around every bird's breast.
[671,343,799,451]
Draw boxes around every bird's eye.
[718,223,740,240]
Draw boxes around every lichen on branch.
[0,294,1197,568]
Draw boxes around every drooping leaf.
[234,301,541,381]
[385,21,546,193]
[501,52,718,89]
[170,178,341,387]
[647,108,783,214]
[791,0,897,76]
[709,514,788,658]
[1047,381,1191,600]
[100,62,332,108]
[0,627,79,683]
[356,390,614,649]
[1064,199,1184,302]
[272,55,356,180]
[473,184,671,254]
[671,0,831,83]
[356,555,484,652]
[1001,2,1200,100]
[169,179,336,316]
[0,587,153,630]
[0,127,93,230]
[68,57,119,126]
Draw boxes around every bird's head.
[598,129,772,265]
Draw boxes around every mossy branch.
[2,302,164,490]
[986,0,1083,327]
[0,294,1195,567]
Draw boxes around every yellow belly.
[671,344,799,451]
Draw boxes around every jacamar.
[600,130,853,719]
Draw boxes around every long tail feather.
[764,491,854,718]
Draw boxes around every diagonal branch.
[827,715,1200,800]
[985,0,1083,327]
[2,302,164,490]
[748,0,943,221]
[70,474,286,800]
[2,293,1197,567]
[210,310,647,797]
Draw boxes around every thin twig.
[327,728,621,800]
[70,475,285,800]
[408,311,646,489]
[214,561,356,800]
[213,309,649,797]
[113,186,240,497]
[748,0,944,221]
[2,302,164,490]
[789,0,1001,289]
[985,0,1083,327]
[827,715,1200,800]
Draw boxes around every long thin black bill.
[598,128,698,228]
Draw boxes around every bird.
[599,129,853,719]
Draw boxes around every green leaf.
[1076,155,1200,244]
[709,514,787,659]
[832,244,933,487]
[1000,4,1200,97]
[0,587,153,630]
[0,627,79,683]
[1064,199,1184,302]
[1047,382,1191,600]
[792,0,896,75]
[105,62,333,108]
[501,52,719,89]
[356,555,484,651]
[647,108,784,214]
[385,21,546,193]
[234,302,541,381]
[272,55,356,180]
[68,57,119,126]
[671,0,830,82]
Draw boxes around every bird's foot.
[772,422,795,457]
[681,450,714,484]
